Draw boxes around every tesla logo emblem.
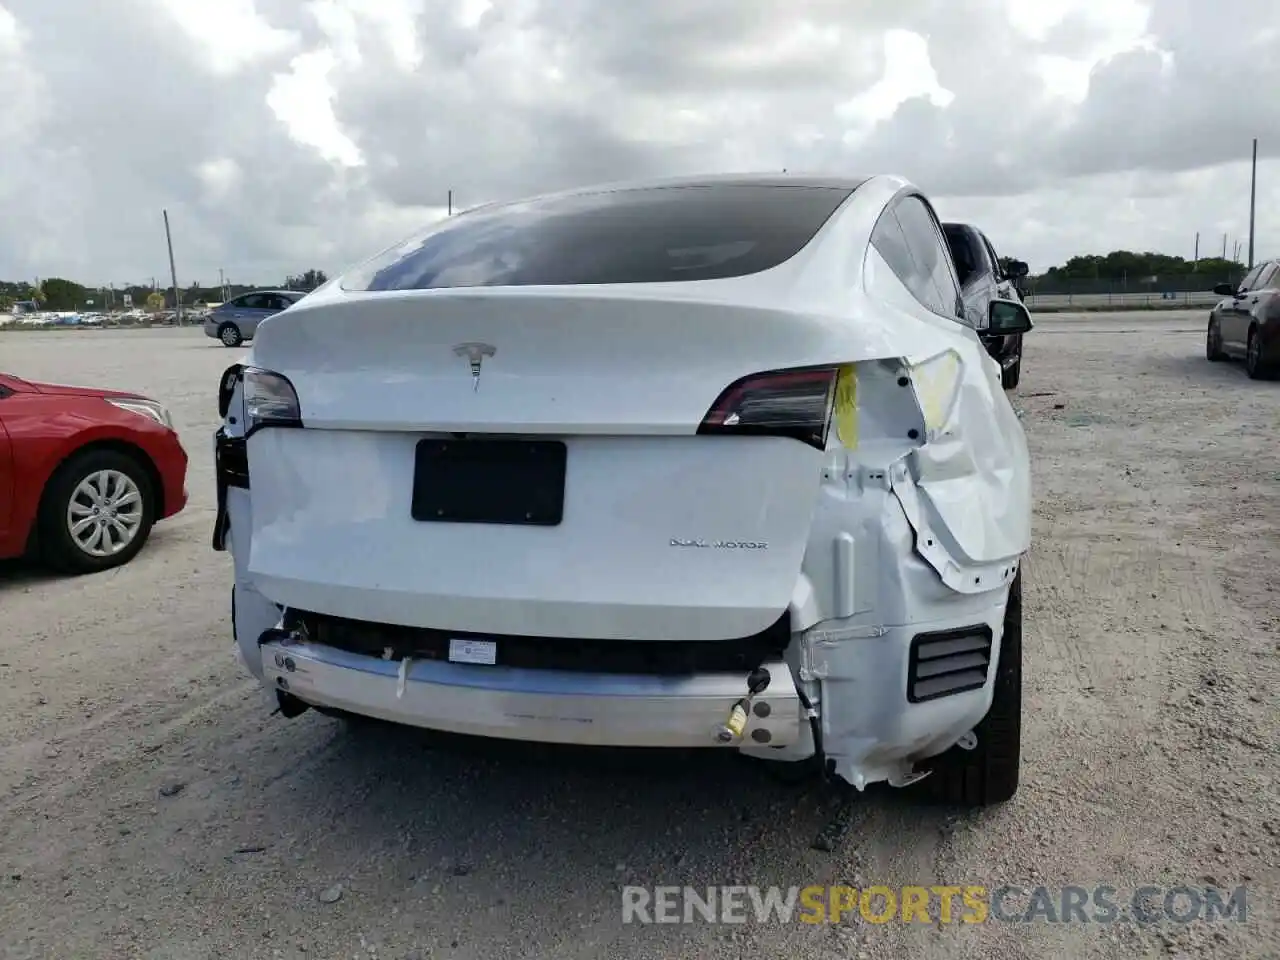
[453,342,496,391]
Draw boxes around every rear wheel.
[922,572,1022,807]
[218,322,243,347]
[38,448,157,574]
[1206,317,1227,361]
[1246,327,1273,379]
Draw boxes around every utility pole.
[1247,138,1257,269]
[163,209,183,325]
[447,190,453,216]
[1222,234,1227,259]
[1193,231,1199,268]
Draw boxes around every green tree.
[1040,250,1246,282]
[145,291,165,312]
[40,277,89,311]
[284,269,328,292]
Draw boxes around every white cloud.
[0,3,21,47]
[0,0,1276,284]
[155,0,298,74]
[267,48,364,167]
[838,30,954,130]
[196,158,243,203]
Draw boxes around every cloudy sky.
[0,0,1275,286]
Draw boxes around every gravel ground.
[1,312,1277,960]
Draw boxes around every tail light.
[243,367,302,435]
[698,366,839,450]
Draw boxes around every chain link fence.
[1023,272,1245,311]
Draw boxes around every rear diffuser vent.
[907,625,993,703]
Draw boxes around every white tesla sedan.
[212,173,1033,805]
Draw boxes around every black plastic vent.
[907,625,993,703]
[216,433,250,489]
[212,427,249,552]
[288,609,793,677]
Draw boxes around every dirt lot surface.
[1,313,1277,960]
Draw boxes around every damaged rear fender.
[896,349,1030,592]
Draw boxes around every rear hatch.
[243,289,852,642]
[239,178,874,642]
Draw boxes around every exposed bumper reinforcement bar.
[260,639,803,749]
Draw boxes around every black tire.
[1245,327,1273,380]
[1206,317,1227,362]
[38,448,157,574]
[218,322,243,348]
[1001,359,1022,390]
[756,754,822,786]
[922,572,1022,807]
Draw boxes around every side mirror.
[1212,283,1237,297]
[1004,259,1030,280]
[988,298,1033,336]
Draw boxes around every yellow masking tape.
[913,352,960,429]
[833,365,857,449]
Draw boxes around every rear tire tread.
[1206,318,1227,362]
[922,572,1022,807]
[1246,328,1274,380]
[1001,359,1022,390]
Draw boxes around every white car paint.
[214,173,1032,792]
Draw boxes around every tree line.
[0,269,329,313]
[1033,252,1246,283]
[1,251,1255,313]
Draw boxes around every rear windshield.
[341,183,857,291]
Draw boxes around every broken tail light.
[243,367,302,436]
[698,366,839,450]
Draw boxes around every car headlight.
[107,397,173,429]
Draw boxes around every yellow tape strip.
[833,365,857,449]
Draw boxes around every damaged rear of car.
[212,173,1033,805]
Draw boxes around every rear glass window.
[341,184,857,291]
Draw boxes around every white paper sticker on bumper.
[448,638,498,665]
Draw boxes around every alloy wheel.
[65,469,144,557]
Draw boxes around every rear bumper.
[261,639,803,749]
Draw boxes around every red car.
[0,373,188,573]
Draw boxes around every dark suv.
[943,222,1030,389]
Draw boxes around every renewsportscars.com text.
[621,885,1248,925]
